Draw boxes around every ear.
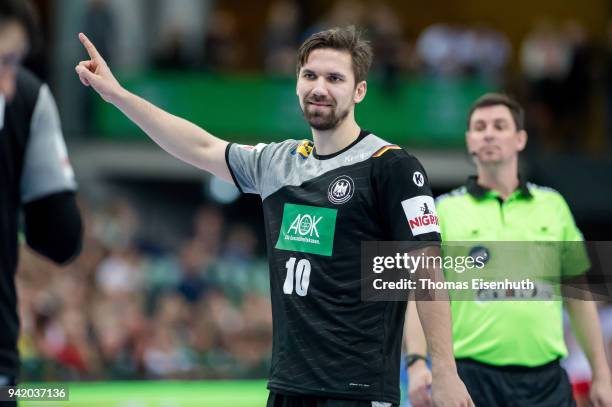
[516,130,528,152]
[354,81,367,104]
[465,130,477,156]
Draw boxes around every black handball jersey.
[0,69,77,376]
[225,130,440,403]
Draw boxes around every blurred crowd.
[15,0,612,384]
[68,0,612,151]
[15,196,612,385]
[16,199,272,381]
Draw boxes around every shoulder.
[526,182,561,197]
[436,186,469,205]
[370,147,430,192]
[435,187,471,214]
[231,138,306,157]
[527,183,567,205]
[527,182,574,215]
[16,68,43,103]
[17,68,43,91]
[369,139,425,171]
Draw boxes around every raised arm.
[75,33,232,182]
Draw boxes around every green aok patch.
[275,203,337,256]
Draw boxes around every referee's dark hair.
[296,25,373,85]
[0,0,37,45]
[467,93,525,132]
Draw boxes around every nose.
[311,77,329,98]
[0,69,17,100]
[482,127,496,142]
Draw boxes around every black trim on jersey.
[225,143,244,194]
[23,191,82,264]
[0,68,43,378]
[466,175,533,200]
[312,129,371,160]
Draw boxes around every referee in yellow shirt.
[405,93,612,407]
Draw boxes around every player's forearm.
[412,247,457,371]
[565,298,611,381]
[110,88,226,171]
[415,298,457,373]
[405,298,428,356]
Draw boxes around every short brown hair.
[296,26,373,84]
[0,0,36,44]
[467,93,525,131]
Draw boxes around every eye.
[328,75,342,82]
[303,72,315,80]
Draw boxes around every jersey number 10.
[283,257,311,296]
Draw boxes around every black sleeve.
[372,149,441,242]
[23,191,83,264]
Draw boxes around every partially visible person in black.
[0,1,82,403]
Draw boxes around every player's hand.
[431,369,474,407]
[75,33,123,103]
[408,361,433,407]
[589,376,612,407]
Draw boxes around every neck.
[311,111,361,156]
[476,159,519,199]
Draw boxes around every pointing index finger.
[79,32,101,60]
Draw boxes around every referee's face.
[296,48,366,131]
[466,105,527,165]
[0,20,28,101]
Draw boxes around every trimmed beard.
[302,103,350,131]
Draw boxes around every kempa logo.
[413,171,424,187]
[275,204,337,256]
[343,152,369,164]
[328,175,354,204]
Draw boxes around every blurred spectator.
[153,25,197,70]
[92,198,140,251]
[153,0,210,70]
[202,9,244,72]
[303,0,365,39]
[84,0,115,65]
[262,0,301,75]
[82,0,116,132]
[16,195,272,381]
[562,20,594,145]
[95,247,145,296]
[212,224,269,302]
[520,19,597,149]
[520,20,572,147]
[467,25,511,83]
[175,239,215,304]
[142,325,195,379]
[192,205,224,257]
[604,19,612,150]
[416,23,464,76]
[366,3,408,92]
[521,21,572,81]
[417,23,510,81]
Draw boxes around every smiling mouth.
[307,100,334,107]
